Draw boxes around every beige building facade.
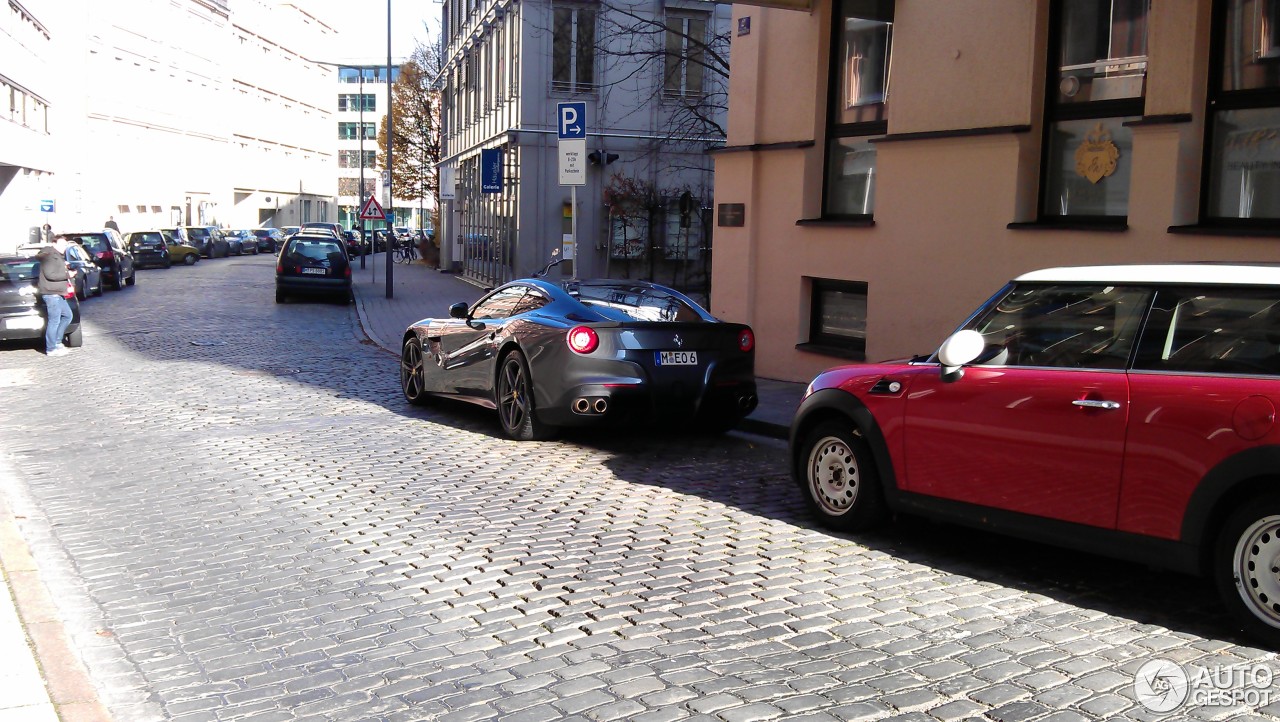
[712,0,1280,383]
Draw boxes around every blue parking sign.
[557,102,586,139]
[39,199,54,212]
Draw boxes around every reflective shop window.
[823,0,892,218]
[810,279,868,353]
[826,137,879,217]
[1204,0,1280,223]
[1042,118,1138,217]
[1041,0,1149,221]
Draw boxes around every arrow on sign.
[358,195,386,220]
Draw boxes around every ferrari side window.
[513,290,550,315]
[472,287,527,320]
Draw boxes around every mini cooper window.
[471,287,528,320]
[966,283,1150,369]
[1134,289,1280,375]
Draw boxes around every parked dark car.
[65,231,136,290]
[252,228,285,253]
[0,255,82,348]
[15,242,103,300]
[340,229,366,258]
[275,233,352,304]
[125,231,172,269]
[224,230,259,256]
[184,226,230,258]
[400,278,757,440]
[301,222,343,240]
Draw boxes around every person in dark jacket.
[36,236,75,356]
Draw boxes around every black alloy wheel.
[496,350,553,440]
[111,264,123,290]
[400,337,429,406]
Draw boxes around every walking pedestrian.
[104,216,120,232]
[40,223,53,244]
[37,235,75,357]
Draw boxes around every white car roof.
[1015,264,1280,286]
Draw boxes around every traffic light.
[588,152,619,165]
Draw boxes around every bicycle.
[393,238,417,264]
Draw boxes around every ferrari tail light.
[567,326,599,354]
[738,328,755,353]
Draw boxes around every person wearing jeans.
[36,236,74,356]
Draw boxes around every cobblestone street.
[0,256,1277,721]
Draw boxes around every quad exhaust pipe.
[572,397,610,415]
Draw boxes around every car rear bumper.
[538,376,757,427]
[276,276,351,295]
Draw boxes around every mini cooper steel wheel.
[1218,497,1280,645]
[401,337,429,406]
[796,419,884,532]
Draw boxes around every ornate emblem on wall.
[1074,122,1120,184]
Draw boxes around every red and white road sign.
[358,195,386,220]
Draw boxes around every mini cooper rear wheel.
[1216,496,1280,647]
[796,419,886,532]
[401,337,429,406]
[497,350,554,440]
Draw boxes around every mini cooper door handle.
[1072,399,1121,410]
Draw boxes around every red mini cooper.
[790,264,1280,645]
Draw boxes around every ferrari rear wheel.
[497,350,553,440]
[401,337,429,406]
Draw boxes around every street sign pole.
[557,102,586,280]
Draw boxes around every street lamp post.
[359,66,366,271]
[385,0,394,298]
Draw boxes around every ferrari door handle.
[1072,399,1121,410]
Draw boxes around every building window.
[810,279,868,354]
[553,5,596,93]
[339,122,377,140]
[1040,0,1149,222]
[339,150,377,168]
[1204,0,1280,225]
[824,0,892,217]
[338,94,375,112]
[665,12,707,97]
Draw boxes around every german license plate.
[5,317,44,331]
[656,351,697,366]
[302,268,327,275]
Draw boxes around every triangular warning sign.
[358,195,386,220]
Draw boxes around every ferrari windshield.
[574,283,706,322]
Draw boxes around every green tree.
[377,40,443,235]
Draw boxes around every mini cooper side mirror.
[449,302,469,319]
[937,329,985,382]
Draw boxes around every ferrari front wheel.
[497,350,553,440]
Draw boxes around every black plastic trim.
[1168,224,1280,239]
[796,218,876,228]
[1007,220,1129,232]
[1122,113,1193,127]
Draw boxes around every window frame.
[552,4,597,94]
[664,11,709,99]
[808,278,869,355]
[1037,0,1150,225]
[1199,0,1280,229]
[821,0,893,220]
